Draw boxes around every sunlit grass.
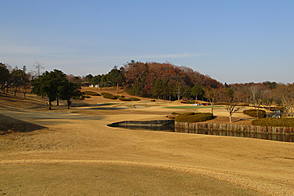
[164,105,224,109]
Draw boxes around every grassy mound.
[252,118,294,127]
[175,113,214,123]
[101,92,119,99]
[83,91,101,96]
[243,109,266,118]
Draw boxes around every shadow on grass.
[0,114,47,134]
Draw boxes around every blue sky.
[1,0,293,83]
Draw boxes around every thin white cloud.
[0,41,206,74]
[0,44,42,56]
[1,46,205,65]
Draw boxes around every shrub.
[182,112,195,115]
[82,95,91,99]
[181,100,195,104]
[101,92,118,99]
[83,91,101,96]
[243,109,266,118]
[175,113,214,123]
[268,106,284,112]
[119,97,140,101]
[252,118,294,127]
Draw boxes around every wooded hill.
[86,61,222,100]
[85,61,294,115]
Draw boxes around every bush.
[252,118,294,127]
[83,91,101,96]
[181,100,195,104]
[101,92,118,99]
[82,95,91,99]
[119,97,140,101]
[243,109,266,118]
[175,113,214,123]
[267,106,284,112]
[182,112,195,115]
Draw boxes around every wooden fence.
[175,122,294,142]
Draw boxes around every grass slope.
[0,94,293,195]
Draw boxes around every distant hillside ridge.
[123,61,223,99]
[84,61,222,100]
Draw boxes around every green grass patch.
[243,109,266,118]
[252,118,294,127]
[175,112,214,123]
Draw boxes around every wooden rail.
[175,122,294,142]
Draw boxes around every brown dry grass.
[0,92,293,195]
[0,114,46,134]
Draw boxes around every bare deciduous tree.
[250,85,264,117]
[223,88,241,123]
[206,88,218,115]
[225,104,240,123]
[281,85,294,117]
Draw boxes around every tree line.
[1,61,294,115]
[84,66,124,88]
[0,63,30,97]
[83,61,294,117]
[0,63,81,110]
